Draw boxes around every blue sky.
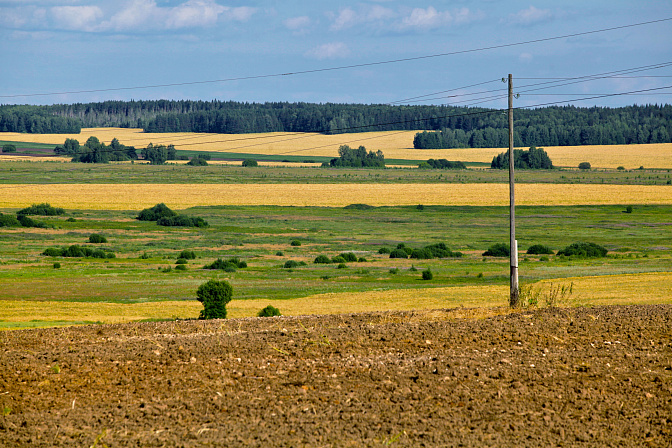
[1,1,671,108]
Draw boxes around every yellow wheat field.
[3,128,672,169]
[0,183,670,210]
[1,272,670,328]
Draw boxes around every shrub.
[578,162,591,170]
[186,157,208,166]
[410,248,433,259]
[389,248,409,259]
[337,263,347,269]
[242,159,258,167]
[204,257,247,271]
[483,243,510,257]
[422,268,433,280]
[358,257,367,262]
[42,245,115,259]
[178,250,196,259]
[17,214,48,228]
[283,260,300,269]
[290,240,301,246]
[258,305,281,317]
[197,280,233,319]
[157,215,208,227]
[389,268,399,274]
[176,258,188,264]
[17,203,65,216]
[137,203,176,221]
[275,251,284,256]
[88,234,107,244]
[2,144,17,153]
[625,205,633,214]
[0,213,20,227]
[617,166,625,170]
[314,255,331,264]
[331,255,346,264]
[53,262,61,269]
[174,264,187,271]
[526,244,553,255]
[557,242,608,258]
[339,252,358,262]
[378,247,390,254]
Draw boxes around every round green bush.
[174,264,187,271]
[176,258,188,264]
[389,248,409,259]
[422,268,433,280]
[257,305,281,317]
[88,233,107,244]
[178,250,196,260]
[339,252,358,262]
[358,257,367,262]
[378,247,390,254]
[578,162,591,170]
[275,251,284,256]
[314,255,331,264]
[53,262,61,269]
[242,159,258,167]
[331,255,346,264]
[483,243,510,257]
[410,248,432,259]
[197,280,233,319]
[290,240,301,246]
[556,242,608,258]
[337,263,347,269]
[526,244,554,255]
[284,260,300,269]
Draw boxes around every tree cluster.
[491,147,553,169]
[136,203,208,227]
[42,245,115,259]
[325,145,385,168]
[56,137,138,163]
[387,243,462,259]
[419,159,466,169]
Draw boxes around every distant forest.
[0,101,670,148]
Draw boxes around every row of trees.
[4,102,670,146]
[55,137,178,164]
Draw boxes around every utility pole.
[508,74,519,307]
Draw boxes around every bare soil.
[1,305,671,447]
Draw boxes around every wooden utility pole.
[508,74,519,307]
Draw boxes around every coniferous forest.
[0,101,670,148]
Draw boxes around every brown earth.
[1,305,671,447]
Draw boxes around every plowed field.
[1,305,670,447]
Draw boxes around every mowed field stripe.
[0,183,670,209]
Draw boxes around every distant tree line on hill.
[2,102,670,147]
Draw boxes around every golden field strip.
[1,272,670,327]
[0,183,670,209]
[2,128,672,169]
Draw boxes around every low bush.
[526,244,553,255]
[137,203,176,221]
[2,144,17,153]
[483,243,510,257]
[88,234,107,244]
[275,251,284,256]
[337,263,347,269]
[17,215,48,228]
[358,257,367,262]
[378,247,390,254]
[178,250,196,259]
[186,157,208,166]
[422,268,433,280]
[331,255,346,264]
[0,213,20,227]
[174,264,187,271]
[314,255,331,264]
[339,252,358,262]
[343,203,375,210]
[389,248,409,259]
[242,159,258,167]
[157,215,208,227]
[197,280,232,319]
[53,262,61,269]
[578,162,591,170]
[410,248,433,259]
[283,260,300,269]
[204,257,247,271]
[557,242,608,258]
[17,203,65,216]
[176,258,188,264]
[290,240,302,246]
[42,245,115,259]
[257,305,281,317]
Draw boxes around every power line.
[2,17,671,99]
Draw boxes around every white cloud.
[519,52,533,62]
[507,6,553,25]
[166,0,226,29]
[328,5,395,31]
[50,5,103,31]
[305,42,350,60]
[398,7,481,30]
[222,6,256,22]
[284,15,310,30]
[102,0,157,31]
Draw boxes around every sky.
[1,0,671,109]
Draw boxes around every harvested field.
[0,305,670,447]
[0,183,671,209]
[3,129,672,168]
